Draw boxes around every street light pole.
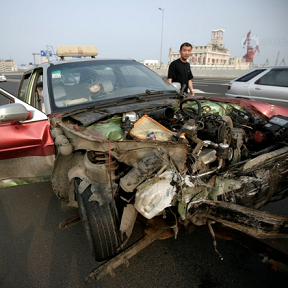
[159,8,164,69]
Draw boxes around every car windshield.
[48,60,175,111]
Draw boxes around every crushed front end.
[49,95,288,266]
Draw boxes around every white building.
[0,59,17,72]
[140,60,159,66]
[169,29,231,66]
[0,60,5,72]
[229,57,250,69]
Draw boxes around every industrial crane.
[242,31,259,62]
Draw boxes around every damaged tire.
[75,178,121,262]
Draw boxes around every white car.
[0,73,6,82]
[225,66,288,107]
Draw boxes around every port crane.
[243,31,259,62]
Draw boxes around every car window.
[33,70,44,111]
[17,69,45,111]
[28,69,43,107]
[235,69,266,82]
[255,69,288,87]
[18,73,32,101]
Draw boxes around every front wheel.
[75,178,121,261]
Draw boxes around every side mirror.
[171,82,181,91]
[0,103,31,123]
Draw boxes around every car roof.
[41,58,136,67]
[22,58,138,74]
[230,66,288,81]
[251,66,288,70]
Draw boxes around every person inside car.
[36,82,45,112]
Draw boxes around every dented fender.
[67,151,118,205]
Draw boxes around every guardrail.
[153,68,249,79]
[1,72,24,76]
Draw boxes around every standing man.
[167,42,195,96]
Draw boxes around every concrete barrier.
[1,72,24,76]
[153,68,249,79]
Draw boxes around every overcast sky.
[1,0,287,66]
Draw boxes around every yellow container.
[130,115,174,141]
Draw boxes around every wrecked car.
[1,46,288,279]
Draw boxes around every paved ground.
[1,182,288,288]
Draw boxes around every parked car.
[0,73,6,82]
[225,66,288,107]
[1,46,288,277]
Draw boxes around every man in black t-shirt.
[167,42,195,96]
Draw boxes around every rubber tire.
[75,178,121,262]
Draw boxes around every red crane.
[242,31,260,63]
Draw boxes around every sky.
[1,0,288,66]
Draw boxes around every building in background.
[140,60,159,66]
[0,59,17,72]
[0,60,5,72]
[229,57,250,69]
[169,29,249,69]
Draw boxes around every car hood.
[195,96,288,118]
[50,98,179,141]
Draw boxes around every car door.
[0,87,55,188]
[249,68,288,107]
[17,68,45,110]
[227,69,266,98]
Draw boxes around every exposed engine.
[51,97,288,261]
[118,99,288,218]
[119,98,288,179]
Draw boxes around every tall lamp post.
[159,8,164,69]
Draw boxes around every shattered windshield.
[48,60,175,111]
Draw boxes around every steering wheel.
[180,98,202,117]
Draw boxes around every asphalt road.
[0,75,288,288]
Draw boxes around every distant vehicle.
[0,73,6,82]
[225,67,288,107]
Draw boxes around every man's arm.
[167,61,175,84]
[188,79,195,96]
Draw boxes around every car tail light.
[227,85,231,90]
